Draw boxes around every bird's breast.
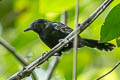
[39,30,64,48]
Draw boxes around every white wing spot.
[54,26,60,30]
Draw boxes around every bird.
[24,19,115,56]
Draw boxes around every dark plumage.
[24,19,115,55]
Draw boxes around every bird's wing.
[52,22,73,34]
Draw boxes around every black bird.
[24,19,115,55]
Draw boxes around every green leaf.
[116,37,120,47]
[100,3,120,42]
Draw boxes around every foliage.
[0,0,120,80]
[100,3,120,44]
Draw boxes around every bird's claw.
[53,53,62,56]
[42,52,46,57]
[59,39,64,43]
[42,51,49,61]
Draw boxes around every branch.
[7,0,114,80]
[0,37,37,80]
[45,57,59,80]
[96,62,120,80]
[73,0,79,80]
[79,0,113,33]
[0,37,28,66]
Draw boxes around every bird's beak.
[24,26,32,32]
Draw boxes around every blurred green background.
[0,0,120,80]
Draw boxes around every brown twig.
[7,0,113,80]
[45,57,59,80]
[96,62,120,80]
[73,0,79,80]
[0,38,28,66]
[0,37,37,80]
[79,0,113,33]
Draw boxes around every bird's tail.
[81,38,115,51]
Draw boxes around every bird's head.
[24,19,49,33]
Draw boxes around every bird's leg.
[53,52,62,56]
[59,38,69,43]
[59,39,64,43]
[42,52,46,57]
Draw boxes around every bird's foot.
[59,39,64,43]
[53,53,62,57]
[42,52,49,61]
[42,52,46,57]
